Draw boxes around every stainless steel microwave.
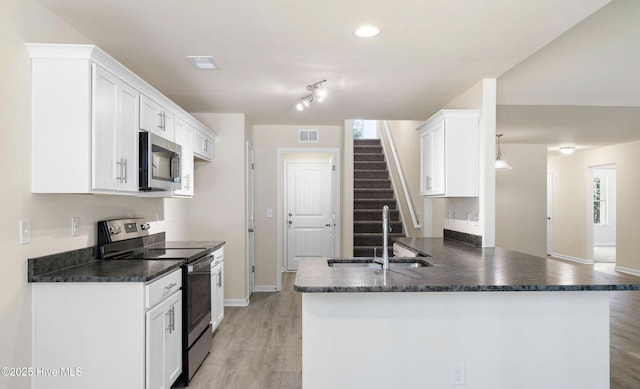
[139,131,182,191]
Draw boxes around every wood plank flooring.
[186,270,640,389]
[186,272,301,389]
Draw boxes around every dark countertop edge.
[294,284,640,293]
[28,260,184,283]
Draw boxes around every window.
[593,176,608,225]
[352,119,364,139]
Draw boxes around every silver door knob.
[248,228,254,232]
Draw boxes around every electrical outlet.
[267,208,273,218]
[20,219,32,244]
[451,363,465,386]
[71,217,80,237]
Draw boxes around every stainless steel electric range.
[97,218,213,386]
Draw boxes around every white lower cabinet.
[32,269,182,389]
[146,290,182,389]
[211,247,225,333]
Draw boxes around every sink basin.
[327,258,432,269]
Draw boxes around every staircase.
[353,139,403,257]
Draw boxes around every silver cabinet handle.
[157,112,163,131]
[164,282,177,290]
[218,271,222,287]
[115,158,124,183]
[122,158,127,183]
[166,309,172,333]
[170,306,175,332]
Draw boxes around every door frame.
[546,171,553,256]
[276,147,340,290]
[246,141,255,296]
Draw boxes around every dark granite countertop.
[28,238,225,283]
[294,237,640,293]
[29,259,184,283]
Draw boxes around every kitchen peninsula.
[294,238,640,389]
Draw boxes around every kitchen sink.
[327,258,432,269]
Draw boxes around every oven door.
[186,254,213,345]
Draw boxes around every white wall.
[189,113,250,304]
[548,140,640,273]
[0,2,191,388]
[381,121,424,237]
[495,144,548,258]
[252,125,343,288]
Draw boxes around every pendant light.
[495,134,512,170]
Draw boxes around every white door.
[546,171,553,256]
[246,142,255,294]
[286,161,334,271]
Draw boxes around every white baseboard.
[551,253,594,265]
[254,285,279,292]
[614,266,640,277]
[224,298,249,307]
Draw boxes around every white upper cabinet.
[140,94,175,141]
[193,128,215,161]
[92,65,139,192]
[27,43,215,195]
[417,110,480,197]
[173,117,195,197]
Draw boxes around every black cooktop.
[125,248,211,262]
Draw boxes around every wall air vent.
[298,129,319,143]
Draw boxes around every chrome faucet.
[373,205,390,270]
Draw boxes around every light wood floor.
[186,271,640,389]
[186,272,301,389]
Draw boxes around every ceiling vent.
[298,129,319,143]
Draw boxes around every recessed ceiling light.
[354,25,380,38]
[560,146,575,155]
[187,56,217,70]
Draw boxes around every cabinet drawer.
[145,269,182,309]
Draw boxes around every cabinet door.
[146,299,167,389]
[146,291,182,389]
[140,95,174,140]
[164,292,182,387]
[419,122,445,196]
[92,65,139,192]
[193,129,214,161]
[140,95,163,137]
[173,118,194,197]
[430,122,446,195]
[116,81,140,192]
[210,263,224,333]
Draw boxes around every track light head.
[296,80,327,111]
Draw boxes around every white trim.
[615,266,640,277]
[550,253,594,265]
[224,298,250,307]
[246,141,255,297]
[254,285,280,292]
[277,147,341,287]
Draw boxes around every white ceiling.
[37,0,612,126]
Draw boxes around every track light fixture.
[296,80,327,111]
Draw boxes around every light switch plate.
[267,208,273,218]
[20,219,32,244]
[71,217,80,237]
